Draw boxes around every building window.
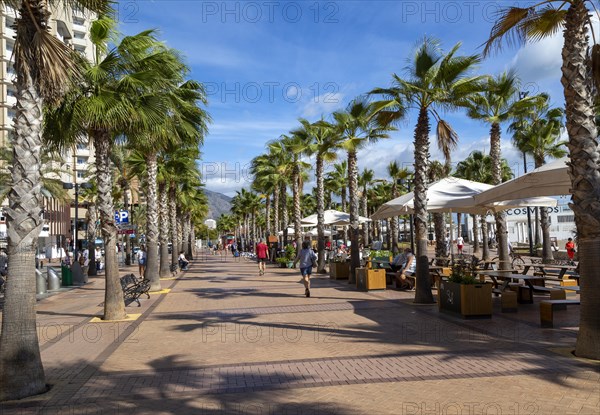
[7,109,16,120]
[557,215,574,223]
[76,143,88,150]
[5,17,15,29]
[73,31,85,39]
[77,157,86,165]
[74,45,86,55]
[77,171,85,179]
[72,16,85,26]
[6,88,16,98]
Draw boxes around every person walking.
[136,245,147,277]
[294,240,317,298]
[565,238,576,263]
[256,238,269,275]
[456,235,464,254]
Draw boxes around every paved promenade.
[0,253,598,414]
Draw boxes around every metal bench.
[120,274,150,307]
[540,299,581,328]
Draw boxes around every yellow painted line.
[149,288,171,295]
[89,313,142,323]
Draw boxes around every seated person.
[396,248,416,290]
[178,251,189,270]
[390,251,407,272]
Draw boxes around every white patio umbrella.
[474,157,569,204]
[371,177,558,220]
[301,209,371,226]
[277,227,298,236]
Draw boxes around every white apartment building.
[0,5,97,253]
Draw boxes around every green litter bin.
[61,265,73,286]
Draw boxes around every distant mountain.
[204,189,232,219]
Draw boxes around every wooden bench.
[120,274,151,307]
[540,300,581,328]
[492,288,518,313]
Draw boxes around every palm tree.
[371,37,482,304]
[325,161,348,212]
[454,151,514,260]
[485,3,600,358]
[0,0,110,401]
[127,78,209,291]
[465,72,540,268]
[387,162,412,253]
[428,161,451,259]
[44,19,189,320]
[333,97,395,280]
[510,99,566,262]
[358,168,374,247]
[300,119,340,273]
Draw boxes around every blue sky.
[117,0,569,196]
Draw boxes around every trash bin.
[61,265,73,286]
[36,269,47,295]
[47,267,60,290]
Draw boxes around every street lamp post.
[63,181,93,262]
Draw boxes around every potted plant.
[284,245,296,268]
[439,262,492,318]
[329,255,350,279]
[275,257,288,268]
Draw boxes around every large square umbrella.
[371,177,557,220]
[301,209,371,226]
[474,157,569,204]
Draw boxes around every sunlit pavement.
[0,251,598,414]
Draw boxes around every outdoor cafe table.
[479,260,513,270]
[520,263,578,278]
[477,272,564,304]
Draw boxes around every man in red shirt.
[256,238,269,275]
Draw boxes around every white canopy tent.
[301,209,371,226]
[277,227,299,236]
[371,177,558,220]
[474,157,569,204]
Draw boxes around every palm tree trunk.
[413,107,433,303]
[95,131,126,320]
[182,213,190,258]
[481,216,490,261]
[169,183,178,269]
[561,0,600,360]
[281,183,288,246]
[456,213,462,240]
[177,216,183,254]
[490,122,509,268]
[292,161,302,248]
[0,78,46,400]
[341,187,347,212]
[273,188,279,257]
[472,214,480,256]
[347,150,360,282]
[158,182,170,278]
[390,216,398,254]
[144,153,160,291]
[433,212,446,259]
[122,184,132,265]
[265,194,271,236]
[316,156,327,273]
[87,203,98,277]
[362,189,369,246]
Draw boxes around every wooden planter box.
[329,262,350,280]
[356,268,386,291]
[439,280,492,318]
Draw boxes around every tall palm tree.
[44,19,188,320]
[454,151,514,260]
[333,97,395,280]
[371,37,482,303]
[465,72,540,268]
[0,0,110,401]
[127,79,209,291]
[325,161,348,212]
[485,3,600,358]
[358,168,374,247]
[510,99,566,262]
[387,162,412,253]
[428,161,451,259]
[299,119,340,272]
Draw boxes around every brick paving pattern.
[0,254,598,415]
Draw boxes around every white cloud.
[300,92,346,118]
